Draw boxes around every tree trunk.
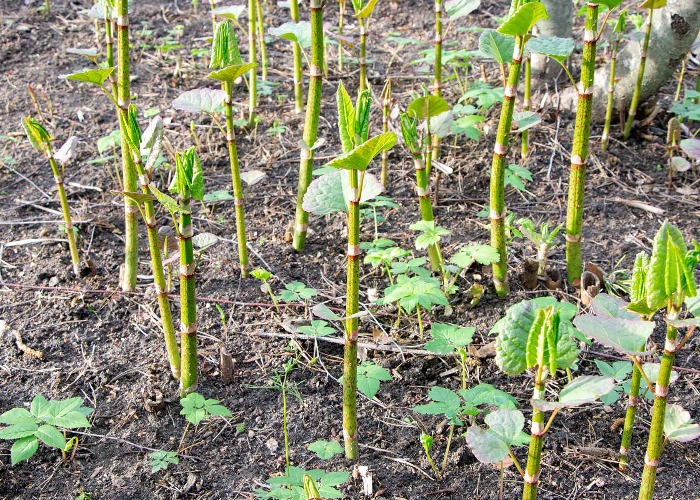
[531,0,573,80]
[561,0,700,122]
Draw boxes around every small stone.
[48,276,59,287]
[265,437,278,453]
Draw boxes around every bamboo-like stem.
[116,0,139,292]
[290,0,303,113]
[131,152,181,380]
[618,362,641,471]
[291,0,324,251]
[343,170,360,460]
[248,0,258,124]
[565,3,598,285]
[521,55,531,160]
[489,35,525,297]
[380,79,391,186]
[601,34,621,152]
[338,0,346,72]
[224,81,250,278]
[178,196,198,395]
[358,17,368,92]
[412,154,441,272]
[673,53,688,102]
[103,11,118,99]
[47,152,80,277]
[638,316,679,499]
[522,366,546,500]
[431,0,443,161]
[209,0,217,35]
[622,8,654,140]
[256,0,268,81]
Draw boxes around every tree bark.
[560,0,700,122]
[531,0,573,79]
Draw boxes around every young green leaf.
[410,220,450,250]
[64,67,116,86]
[466,409,529,464]
[172,88,227,114]
[525,36,575,62]
[209,62,258,83]
[180,392,231,425]
[302,170,384,215]
[478,29,515,64]
[339,361,392,399]
[211,5,247,21]
[382,275,448,313]
[354,0,380,18]
[646,222,696,311]
[336,81,356,153]
[663,404,700,442]
[34,424,66,450]
[445,0,480,21]
[638,0,666,9]
[425,323,475,354]
[297,320,335,337]
[326,132,397,171]
[450,244,500,269]
[532,375,616,411]
[511,111,542,133]
[10,435,39,465]
[21,117,51,152]
[307,440,344,460]
[268,21,313,48]
[413,386,464,424]
[460,383,518,411]
[210,20,243,68]
[149,450,180,472]
[0,408,38,427]
[407,96,450,120]
[497,2,549,37]
[573,302,655,356]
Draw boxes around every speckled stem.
[623,8,653,140]
[47,152,80,277]
[178,198,198,395]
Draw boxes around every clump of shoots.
[302,80,396,459]
[21,118,80,278]
[517,218,561,277]
[400,94,450,272]
[291,0,325,251]
[622,0,665,140]
[116,111,182,380]
[208,20,257,277]
[601,10,626,151]
[493,297,615,499]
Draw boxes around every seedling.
[420,432,441,479]
[424,323,475,390]
[252,268,281,313]
[601,10,627,151]
[380,273,448,339]
[21,118,80,277]
[666,117,688,187]
[177,392,232,453]
[148,450,179,472]
[307,440,343,460]
[0,394,93,465]
[302,81,396,459]
[578,222,699,499]
[493,297,615,499]
[517,218,562,277]
[254,466,349,499]
[208,20,257,277]
[410,220,449,276]
[623,0,666,139]
[291,0,325,251]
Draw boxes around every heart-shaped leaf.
[590,293,642,320]
[532,376,615,411]
[407,96,450,120]
[573,312,655,356]
[212,5,247,20]
[64,67,115,86]
[664,404,700,442]
[172,88,226,114]
[526,36,574,62]
[445,0,480,21]
[269,21,312,48]
[479,29,515,64]
[326,132,397,171]
[466,409,529,464]
[302,170,385,215]
[497,2,549,38]
[209,62,258,83]
[511,111,541,133]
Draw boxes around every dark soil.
[1,1,700,499]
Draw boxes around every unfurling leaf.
[22,117,51,152]
[497,2,549,37]
[354,0,380,18]
[336,81,356,153]
[646,222,696,311]
[210,20,243,69]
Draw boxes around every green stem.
[619,362,641,472]
[282,375,290,472]
[441,424,454,474]
[522,366,546,500]
[521,55,531,160]
[342,169,360,460]
[638,317,679,499]
[248,0,258,125]
[116,0,139,292]
[256,0,268,81]
[674,53,688,102]
[132,155,181,380]
[434,0,443,98]
[290,0,303,114]
[291,0,324,251]
[338,0,345,72]
[489,35,525,297]
[412,155,441,272]
[623,8,653,140]
[380,79,392,187]
[601,35,621,152]
[47,152,80,277]
[565,3,598,285]
[209,0,217,36]
[359,17,367,92]
[224,81,250,278]
[179,196,198,395]
[103,8,117,99]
